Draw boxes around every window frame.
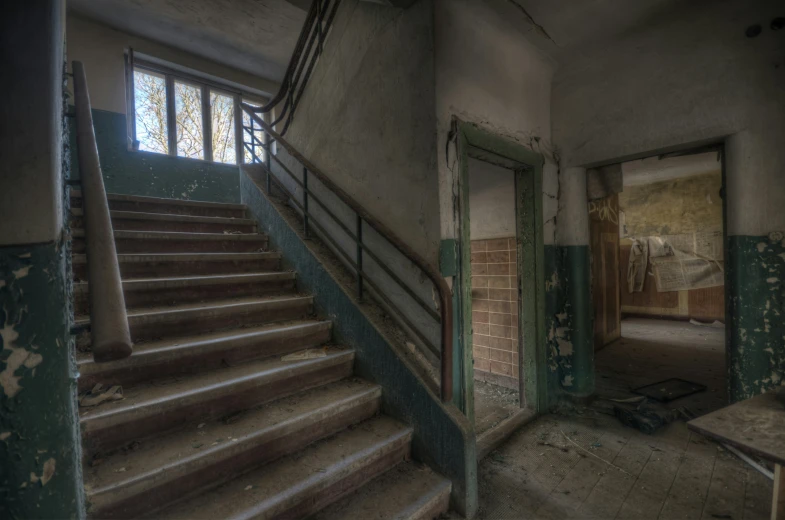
[126,56,267,166]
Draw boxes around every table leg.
[774,464,784,520]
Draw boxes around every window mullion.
[202,85,213,162]
[165,74,177,156]
[234,94,243,164]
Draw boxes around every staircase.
[70,191,451,519]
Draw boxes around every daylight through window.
[130,63,263,165]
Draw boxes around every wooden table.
[688,392,785,520]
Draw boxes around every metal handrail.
[241,106,453,403]
[251,0,342,137]
[72,61,133,362]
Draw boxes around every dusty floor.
[475,318,773,519]
[475,379,520,436]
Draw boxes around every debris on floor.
[613,399,683,434]
[633,377,707,402]
[79,383,123,407]
[281,347,327,361]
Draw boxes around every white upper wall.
[434,0,556,244]
[552,0,785,235]
[66,14,279,114]
[468,158,516,240]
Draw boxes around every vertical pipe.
[356,214,363,300]
[303,167,310,237]
[72,61,133,362]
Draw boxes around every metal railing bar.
[282,0,342,135]
[264,159,441,323]
[263,150,441,321]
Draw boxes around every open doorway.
[590,149,728,417]
[453,122,547,454]
[468,156,523,435]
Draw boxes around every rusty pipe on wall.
[72,61,133,362]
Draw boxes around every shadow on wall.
[68,108,241,203]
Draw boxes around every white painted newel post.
[72,61,133,362]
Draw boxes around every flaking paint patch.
[0,431,10,441]
[12,265,31,279]
[0,312,43,398]
[29,458,56,486]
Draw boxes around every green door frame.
[452,120,548,421]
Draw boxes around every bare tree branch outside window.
[134,71,168,154]
[175,81,204,160]
[211,92,236,164]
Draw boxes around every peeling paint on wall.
[727,234,785,402]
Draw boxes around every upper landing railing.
[72,61,133,362]
[241,0,454,403]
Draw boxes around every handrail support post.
[303,167,310,238]
[356,214,363,301]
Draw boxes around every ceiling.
[622,152,722,187]
[68,0,312,81]
[496,0,688,63]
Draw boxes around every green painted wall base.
[727,234,785,401]
[544,245,595,403]
[240,171,478,518]
[69,108,241,203]
[0,239,83,519]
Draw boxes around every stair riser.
[74,278,296,315]
[73,237,268,254]
[407,489,452,520]
[73,258,282,279]
[78,325,332,392]
[72,217,256,234]
[72,198,247,218]
[90,396,381,519]
[82,361,354,458]
[272,438,412,520]
[124,300,312,342]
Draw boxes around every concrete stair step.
[72,229,269,254]
[312,461,452,520]
[73,252,283,279]
[71,208,257,233]
[80,347,355,457]
[74,295,314,342]
[73,272,297,313]
[70,190,248,218]
[84,378,381,519]
[77,320,332,392]
[154,415,413,520]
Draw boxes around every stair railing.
[251,0,342,138]
[72,61,133,362]
[241,107,454,404]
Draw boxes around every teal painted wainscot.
[239,170,478,518]
[0,239,84,518]
[544,245,594,403]
[727,234,785,401]
[69,108,241,203]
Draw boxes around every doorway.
[590,149,728,416]
[453,122,546,453]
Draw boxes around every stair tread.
[70,190,247,210]
[73,252,281,265]
[84,378,381,500]
[72,229,267,241]
[71,208,256,225]
[76,319,331,366]
[74,294,311,326]
[312,461,451,520]
[74,271,295,291]
[154,415,413,520]
[79,347,353,425]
